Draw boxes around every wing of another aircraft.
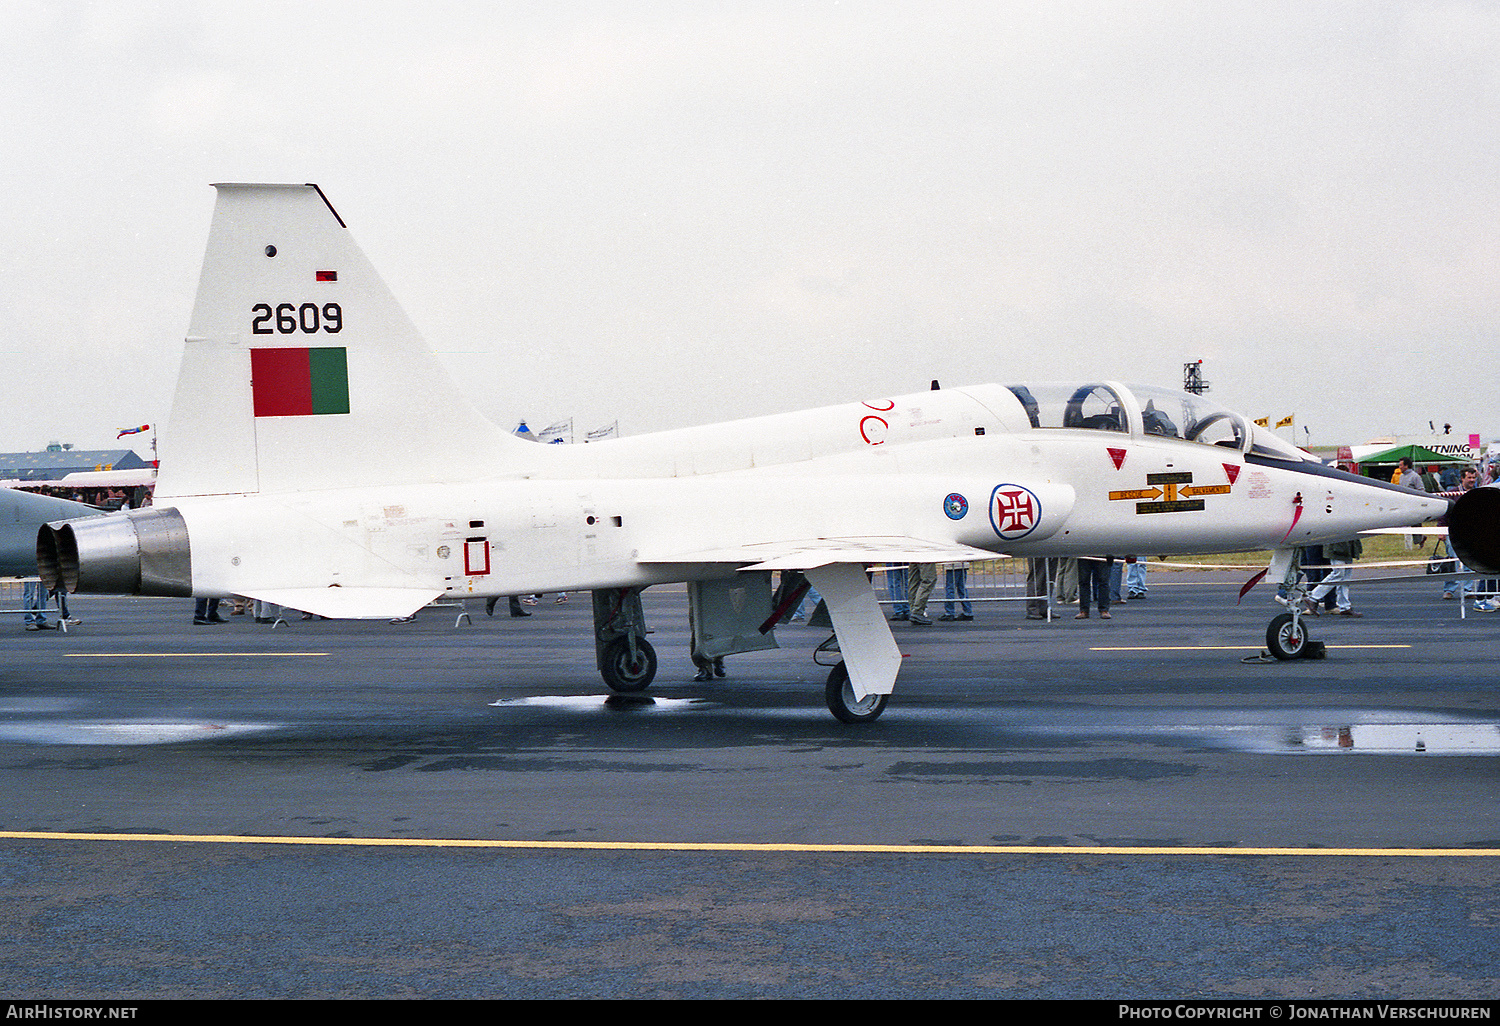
[1360,526,1448,536]
[0,489,99,577]
[641,535,1001,571]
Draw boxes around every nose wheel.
[1266,611,1309,660]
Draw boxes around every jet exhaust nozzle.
[1448,484,1500,576]
[37,508,193,597]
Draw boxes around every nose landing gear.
[1266,610,1309,660]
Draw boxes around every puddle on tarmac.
[0,722,281,745]
[486,696,1499,752]
[1016,710,1500,756]
[489,695,714,714]
[1278,723,1500,754]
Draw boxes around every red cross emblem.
[990,484,1041,540]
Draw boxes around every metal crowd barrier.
[0,576,72,631]
[870,560,1055,618]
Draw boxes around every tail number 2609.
[251,303,343,334]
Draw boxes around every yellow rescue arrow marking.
[1107,470,1235,513]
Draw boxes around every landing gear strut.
[592,587,657,692]
[1266,551,1316,660]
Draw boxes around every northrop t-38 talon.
[38,184,1497,722]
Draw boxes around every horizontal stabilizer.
[238,586,442,620]
[643,536,999,571]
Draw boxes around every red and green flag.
[250,347,350,417]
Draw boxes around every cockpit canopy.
[1002,382,1314,462]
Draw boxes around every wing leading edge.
[640,535,1000,571]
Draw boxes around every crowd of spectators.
[14,484,150,510]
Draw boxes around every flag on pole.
[1253,417,1269,427]
[1276,414,1294,429]
[537,419,573,444]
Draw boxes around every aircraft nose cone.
[1388,487,1450,522]
[1418,492,1452,518]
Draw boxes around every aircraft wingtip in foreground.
[36,184,1495,722]
[1,489,98,578]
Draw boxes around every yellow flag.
[1276,414,1294,429]
[1253,417,1269,427]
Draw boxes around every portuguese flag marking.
[251,347,350,417]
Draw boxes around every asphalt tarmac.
[1,575,1496,999]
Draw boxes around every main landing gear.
[589,573,897,724]
[812,635,889,724]
[599,634,658,692]
[824,661,889,724]
[592,587,657,693]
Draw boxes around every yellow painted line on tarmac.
[1088,645,1412,652]
[65,652,329,658]
[0,830,1495,857]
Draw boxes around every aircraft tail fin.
[156,183,527,498]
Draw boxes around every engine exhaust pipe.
[37,508,193,597]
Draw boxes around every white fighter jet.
[39,184,1491,722]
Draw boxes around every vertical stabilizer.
[156,184,526,498]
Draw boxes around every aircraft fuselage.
[158,392,1445,604]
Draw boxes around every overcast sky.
[3,0,1497,458]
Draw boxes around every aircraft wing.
[1,489,99,577]
[1360,526,1448,536]
[641,536,1001,571]
[237,587,442,620]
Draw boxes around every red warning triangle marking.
[1107,447,1127,470]
[1223,463,1240,485]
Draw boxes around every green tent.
[1358,443,1470,466]
[1357,443,1471,482]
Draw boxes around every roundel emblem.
[944,493,968,520]
[989,483,1041,541]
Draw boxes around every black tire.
[1266,612,1308,660]
[600,636,657,692]
[825,661,889,724]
